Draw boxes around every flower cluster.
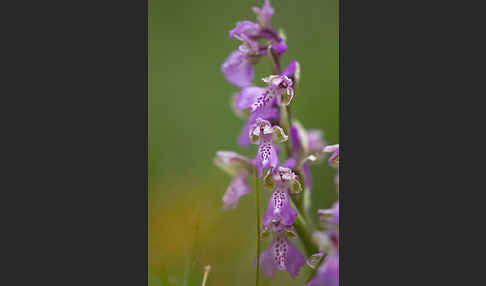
[215,1,339,283]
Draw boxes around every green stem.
[255,166,261,286]
[290,199,318,256]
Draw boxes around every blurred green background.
[149,0,338,285]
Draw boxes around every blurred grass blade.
[201,265,211,286]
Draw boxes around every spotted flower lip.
[258,226,306,279]
[247,75,294,113]
[262,187,297,228]
[235,86,266,110]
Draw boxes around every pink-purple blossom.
[221,49,255,88]
[250,75,294,112]
[214,151,254,209]
[249,118,287,173]
[258,225,306,279]
[262,166,302,227]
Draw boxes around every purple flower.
[258,226,306,279]
[249,118,287,172]
[324,144,339,164]
[221,49,254,88]
[253,0,274,29]
[307,253,339,286]
[237,104,279,147]
[214,151,254,209]
[250,75,294,112]
[262,167,302,227]
[222,174,252,210]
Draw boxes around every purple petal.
[283,157,297,169]
[222,174,252,210]
[286,240,306,278]
[236,86,265,110]
[221,50,254,88]
[281,60,299,78]
[238,120,252,147]
[229,21,261,41]
[271,43,287,55]
[258,243,276,279]
[302,163,312,191]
